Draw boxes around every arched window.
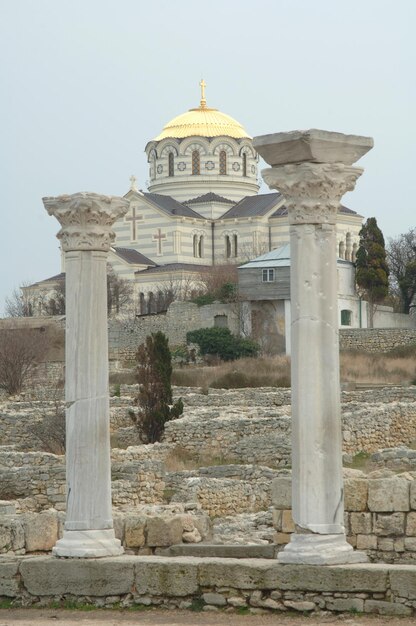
[352,242,358,263]
[192,150,200,175]
[242,153,247,177]
[147,292,155,315]
[219,150,227,175]
[233,234,238,257]
[198,235,204,258]
[193,234,199,258]
[139,292,145,315]
[168,152,174,177]
[225,235,231,258]
[339,241,345,259]
[345,233,352,261]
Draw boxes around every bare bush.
[0,325,48,395]
[27,384,66,454]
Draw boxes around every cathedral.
[31,82,364,315]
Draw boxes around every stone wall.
[108,300,239,362]
[0,502,211,557]
[2,555,416,616]
[340,328,416,352]
[272,470,416,564]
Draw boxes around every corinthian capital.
[43,192,129,252]
[262,163,363,225]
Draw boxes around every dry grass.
[172,346,416,389]
[340,346,416,386]
[172,355,291,389]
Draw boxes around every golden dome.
[154,107,250,141]
[154,88,251,141]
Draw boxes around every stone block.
[20,555,135,596]
[364,599,412,615]
[281,510,295,533]
[202,592,227,606]
[0,518,24,553]
[410,481,416,509]
[326,598,364,612]
[0,560,20,596]
[274,532,290,545]
[23,512,58,552]
[378,538,394,551]
[112,512,125,543]
[368,477,410,512]
[199,559,273,590]
[374,513,405,536]
[146,516,183,547]
[134,557,198,596]
[124,515,146,548]
[272,509,282,531]
[273,564,388,592]
[283,600,315,611]
[0,502,16,515]
[271,476,291,509]
[356,534,377,550]
[193,514,211,541]
[350,512,372,535]
[345,478,368,512]
[406,511,416,536]
[389,567,416,599]
[404,537,416,551]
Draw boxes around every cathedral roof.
[144,192,203,218]
[184,192,234,206]
[135,263,210,275]
[112,247,156,266]
[153,84,250,140]
[271,204,360,218]
[221,192,283,219]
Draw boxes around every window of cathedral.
[352,242,358,263]
[225,235,231,258]
[168,152,174,177]
[242,153,247,177]
[339,241,345,259]
[193,234,199,258]
[219,150,227,175]
[233,234,238,257]
[139,293,145,315]
[192,150,200,175]
[198,235,204,258]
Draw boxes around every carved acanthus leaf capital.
[262,163,363,225]
[43,192,129,252]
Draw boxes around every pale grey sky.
[1,0,415,314]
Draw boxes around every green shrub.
[191,293,216,306]
[187,327,259,361]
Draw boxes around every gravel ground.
[0,609,415,626]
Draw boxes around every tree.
[41,283,66,316]
[130,332,183,443]
[0,325,47,395]
[387,228,416,314]
[107,266,134,316]
[4,283,35,317]
[355,217,389,327]
[196,263,239,304]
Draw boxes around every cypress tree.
[355,217,389,327]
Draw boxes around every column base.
[52,529,124,558]
[278,533,368,565]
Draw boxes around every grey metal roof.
[239,243,354,269]
[143,192,204,219]
[113,247,156,266]
[136,263,210,275]
[239,244,291,269]
[184,192,234,205]
[220,192,282,219]
[271,204,358,218]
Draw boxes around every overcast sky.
[1,0,415,315]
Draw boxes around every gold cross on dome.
[199,78,207,108]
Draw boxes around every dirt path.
[0,609,414,626]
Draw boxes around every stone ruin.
[2,130,416,614]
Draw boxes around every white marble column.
[43,192,129,557]
[254,130,373,564]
